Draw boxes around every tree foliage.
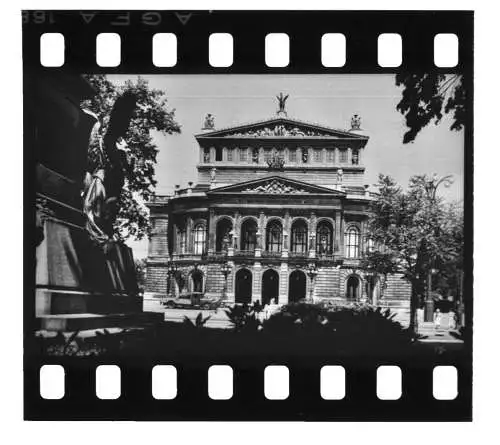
[395,73,465,143]
[363,174,463,332]
[81,75,181,241]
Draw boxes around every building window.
[193,224,206,255]
[352,149,359,165]
[239,147,247,162]
[203,147,210,163]
[301,147,309,163]
[241,219,258,251]
[264,149,272,163]
[266,220,283,253]
[366,237,375,254]
[215,218,233,252]
[215,146,223,162]
[227,148,233,161]
[339,149,347,163]
[346,227,360,258]
[326,150,335,163]
[178,228,186,254]
[291,220,308,254]
[252,147,259,163]
[316,221,333,255]
[289,148,297,163]
[314,149,322,163]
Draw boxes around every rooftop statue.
[203,113,215,130]
[351,114,361,130]
[276,92,289,114]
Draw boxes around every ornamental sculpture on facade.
[243,179,306,194]
[351,114,361,130]
[203,113,215,130]
[223,123,332,138]
[267,154,285,170]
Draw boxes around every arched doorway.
[235,268,252,304]
[191,268,204,294]
[288,270,307,303]
[366,276,381,305]
[262,269,279,305]
[346,275,360,300]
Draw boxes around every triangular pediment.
[207,176,346,196]
[195,117,367,140]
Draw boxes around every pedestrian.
[448,310,456,330]
[433,308,442,331]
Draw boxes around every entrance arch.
[191,268,204,294]
[235,268,252,304]
[346,275,360,300]
[262,269,279,305]
[288,270,307,303]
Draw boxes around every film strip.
[24,10,473,421]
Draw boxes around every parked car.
[163,293,222,310]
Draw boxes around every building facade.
[146,99,411,308]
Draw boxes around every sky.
[108,74,464,258]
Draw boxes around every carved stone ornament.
[243,179,306,194]
[351,114,361,130]
[267,155,285,170]
[223,123,331,138]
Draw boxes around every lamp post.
[424,267,439,322]
[422,174,453,322]
[166,261,178,303]
[307,262,318,302]
[220,262,232,302]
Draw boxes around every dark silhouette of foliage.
[224,304,261,332]
[395,73,465,143]
[82,75,181,241]
[183,312,211,328]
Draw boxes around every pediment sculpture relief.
[224,123,332,138]
[243,179,306,194]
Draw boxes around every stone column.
[334,211,341,253]
[258,211,266,250]
[210,146,215,163]
[279,262,289,304]
[339,211,345,257]
[186,216,193,253]
[227,260,235,300]
[283,211,291,257]
[308,212,317,258]
[347,147,352,165]
[252,262,262,302]
[208,209,216,254]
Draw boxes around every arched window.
[316,221,333,255]
[366,237,375,254]
[291,220,308,254]
[193,224,206,255]
[352,149,359,165]
[215,218,233,252]
[266,220,283,253]
[346,226,360,258]
[240,219,258,251]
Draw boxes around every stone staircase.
[314,267,339,299]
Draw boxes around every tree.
[362,174,463,334]
[395,73,465,143]
[81,75,181,241]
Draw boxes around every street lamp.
[424,174,454,201]
[166,261,178,303]
[307,262,318,302]
[220,262,232,302]
[422,174,452,322]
